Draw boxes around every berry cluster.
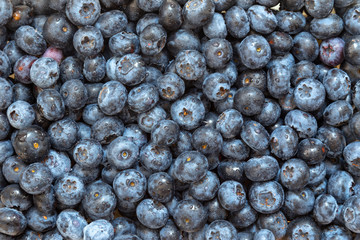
[0,0,360,239]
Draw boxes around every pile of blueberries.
[1,0,360,239]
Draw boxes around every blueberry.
[2,156,27,183]
[217,180,246,211]
[109,32,140,57]
[19,162,53,195]
[249,181,285,214]
[172,151,208,183]
[291,60,319,86]
[276,10,306,34]
[188,171,219,201]
[54,174,85,206]
[203,38,232,70]
[43,13,76,49]
[216,109,243,139]
[139,24,167,56]
[0,78,13,111]
[73,26,104,57]
[113,169,147,202]
[60,56,84,82]
[285,110,318,139]
[320,38,345,67]
[323,100,353,127]
[175,50,206,81]
[0,0,12,26]
[182,0,215,28]
[43,150,71,180]
[248,5,277,34]
[6,100,35,130]
[204,220,237,240]
[237,34,271,69]
[321,225,352,240]
[83,219,114,240]
[136,198,169,229]
[36,89,65,122]
[91,116,124,144]
[173,199,208,233]
[297,138,327,165]
[25,207,56,233]
[313,194,338,225]
[217,160,244,182]
[156,72,185,101]
[107,136,139,170]
[323,68,351,101]
[225,6,250,39]
[257,211,288,239]
[66,0,101,26]
[294,78,326,112]
[94,10,127,38]
[15,26,46,56]
[48,118,78,151]
[244,155,279,182]
[0,184,32,211]
[240,120,270,152]
[305,0,334,18]
[0,208,27,237]
[310,13,344,40]
[56,209,88,240]
[316,125,346,159]
[234,87,265,116]
[254,229,275,240]
[123,124,148,148]
[203,13,227,39]
[82,54,106,83]
[112,217,137,237]
[127,83,159,113]
[167,29,201,56]
[73,139,103,168]
[98,81,127,115]
[328,170,355,204]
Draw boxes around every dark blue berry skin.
[43,229,64,240]
[323,68,351,101]
[6,100,35,130]
[82,54,106,83]
[313,194,338,225]
[192,126,223,155]
[285,110,317,139]
[140,142,172,172]
[156,72,185,101]
[204,197,228,223]
[73,139,103,168]
[254,229,275,240]
[138,106,167,133]
[98,81,127,116]
[237,34,271,70]
[48,118,78,151]
[19,162,53,195]
[33,186,56,214]
[344,5,360,35]
[238,69,267,92]
[189,171,219,201]
[66,0,101,26]
[14,55,37,84]
[217,160,244,182]
[60,57,84,83]
[267,52,295,70]
[228,203,256,229]
[248,5,277,34]
[225,6,250,39]
[13,83,35,104]
[109,32,140,57]
[37,89,65,122]
[159,0,182,31]
[267,65,291,100]
[54,174,85,206]
[136,198,169,229]
[15,26,47,56]
[305,0,333,18]
[172,151,208,183]
[281,158,310,190]
[257,211,288,239]
[107,136,139,170]
[4,40,24,68]
[202,73,231,102]
[173,199,208,233]
[171,130,193,157]
[0,184,32,211]
[244,156,279,182]
[175,50,206,81]
[0,140,12,165]
[171,94,206,130]
[350,112,360,139]
[270,126,298,160]
[217,180,246,211]
[241,120,270,152]
[0,0,12,26]
[328,170,355,204]
[249,181,284,214]
[294,78,326,112]
[234,87,265,116]
[203,13,227,39]
[159,219,180,240]
[321,225,352,240]
[135,224,160,240]
[221,138,250,161]
[83,219,114,240]
[267,31,293,55]
[94,10,127,38]
[2,156,27,183]
[204,220,237,240]
[91,116,124,144]
[139,24,167,56]
[203,38,232,70]
[128,83,159,113]
[323,100,353,127]
[60,79,88,110]
[112,53,146,86]
[73,26,104,57]
[287,217,321,239]
[123,124,147,148]
[147,172,174,203]
[82,104,105,126]
[151,120,180,146]
[344,142,360,173]
[345,36,360,66]
[0,51,10,80]
[113,169,147,202]
[320,38,345,67]
[341,196,360,233]
[292,32,319,62]
[0,78,13,111]
[166,29,201,56]
[56,209,88,240]
[310,14,344,40]
[112,217,137,237]
[182,0,214,28]
[216,109,243,139]
[82,180,116,220]
[291,60,319,86]
[0,112,10,140]
[317,125,346,159]
[0,207,27,237]
[276,11,306,35]
[26,207,56,233]
[255,98,281,127]
[297,138,327,165]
